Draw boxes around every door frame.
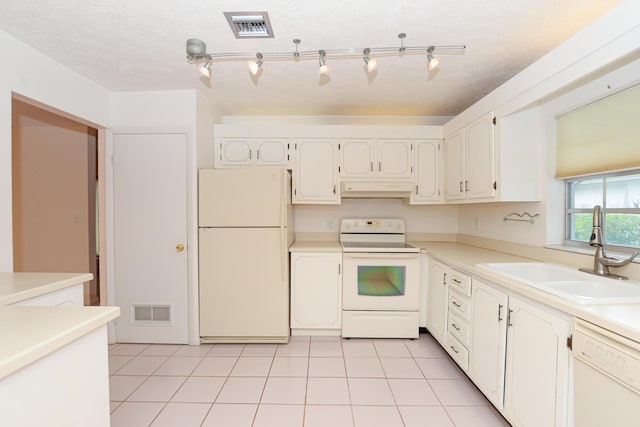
[105,126,199,344]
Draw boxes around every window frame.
[565,169,640,254]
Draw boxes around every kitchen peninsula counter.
[0,272,93,305]
[0,272,119,427]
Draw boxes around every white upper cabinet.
[215,138,290,167]
[444,111,496,201]
[465,113,496,199]
[340,139,413,179]
[293,139,340,204]
[444,129,466,200]
[411,139,441,204]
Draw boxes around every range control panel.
[340,218,405,234]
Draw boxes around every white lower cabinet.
[426,259,449,345]
[445,269,472,370]
[290,252,342,334]
[503,295,571,427]
[468,279,508,409]
[427,257,571,427]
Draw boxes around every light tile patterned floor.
[109,333,511,427]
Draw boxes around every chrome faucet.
[579,205,638,280]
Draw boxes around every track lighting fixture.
[363,48,377,72]
[198,61,212,78]
[318,50,329,74]
[248,52,264,75]
[427,46,440,70]
[185,34,465,80]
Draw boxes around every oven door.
[342,253,420,310]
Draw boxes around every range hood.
[341,181,413,198]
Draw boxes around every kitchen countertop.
[0,305,120,379]
[289,241,342,252]
[0,272,93,305]
[411,241,640,343]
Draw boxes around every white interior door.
[113,133,188,343]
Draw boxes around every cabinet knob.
[176,244,185,252]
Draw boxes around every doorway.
[11,98,101,305]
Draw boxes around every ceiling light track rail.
[186,34,466,77]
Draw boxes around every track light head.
[197,61,212,78]
[427,46,440,70]
[362,48,377,72]
[318,50,329,74]
[248,52,264,75]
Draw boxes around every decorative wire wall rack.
[503,212,540,224]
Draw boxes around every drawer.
[450,270,471,297]
[446,333,469,371]
[448,291,471,321]
[447,312,470,347]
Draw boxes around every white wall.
[295,199,458,234]
[0,30,111,271]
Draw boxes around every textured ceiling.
[0,0,623,117]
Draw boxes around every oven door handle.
[343,253,418,260]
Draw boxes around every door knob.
[176,244,185,252]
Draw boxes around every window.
[566,170,640,251]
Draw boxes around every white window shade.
[555,85,640,179]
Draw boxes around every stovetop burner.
[339,218,420,253]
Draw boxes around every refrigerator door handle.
[280,170,287,281]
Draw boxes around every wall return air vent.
[224,11,274,38]
[132,304,172,325]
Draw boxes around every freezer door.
[199,227,289,338]
[199,168,288,227]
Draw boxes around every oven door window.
[357,266,406,296]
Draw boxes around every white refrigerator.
[198,168,293,343]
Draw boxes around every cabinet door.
[468,279,508,409]
[340,139,374,177]
[412,140,440,203]
[290,252,342,329]
[293,139,340,204]
[216,138,253,166]
[378,139,413,178]
[426,259,449,345]
[255,139,289,166]
[444,129,465,200]
[465,112,496,199]
[504,295,571,427]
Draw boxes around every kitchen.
[0,1,639,426]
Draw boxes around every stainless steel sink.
[477,262,640,305]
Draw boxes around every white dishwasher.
[573,318,640,427]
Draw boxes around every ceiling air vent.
[224,12,274,38]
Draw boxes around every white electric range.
[340,218,421,339]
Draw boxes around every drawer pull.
[450,345,459,354]
[453,278,461,284]
[452,301,461,308]
[451,323,461,331]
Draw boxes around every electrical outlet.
[327,212,335,230]
[474,216,480,231]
